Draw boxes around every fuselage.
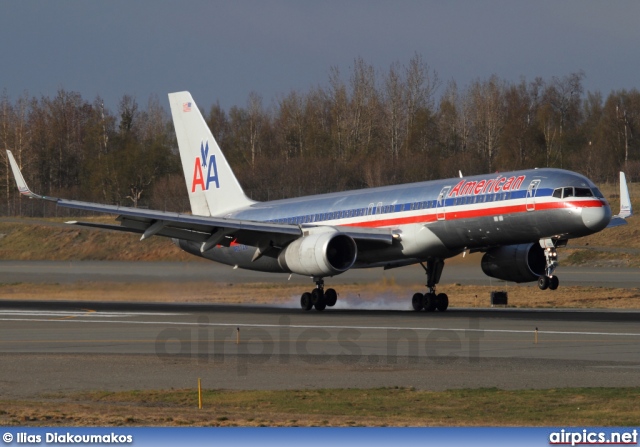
[177,168,611,273]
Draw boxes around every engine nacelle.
[481,243,546,283]
[278,229,357,277]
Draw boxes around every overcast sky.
[1,1,639,113]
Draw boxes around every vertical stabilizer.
[168,91,255,216]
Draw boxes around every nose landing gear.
[537,238,565,291]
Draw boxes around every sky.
[1,1,639,113]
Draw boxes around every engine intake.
[278,230,357,277]
[481,243,545,283]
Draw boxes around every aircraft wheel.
[436,293,449,312]
[422,293,437,312]
[412,293,424,311]
[311,288,324,305]
[301,292,313,311]
[537,276,549,290]
[325,288,338,307]
[314,301,326,311]
[549,276,559,290]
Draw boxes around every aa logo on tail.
[192,141,219,192]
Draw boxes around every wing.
[6,150,393,256]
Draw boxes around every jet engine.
[481,243,546,283]
[278,229,357,277]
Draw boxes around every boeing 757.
[7,91,633,311]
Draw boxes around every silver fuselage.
[178,168,611,274]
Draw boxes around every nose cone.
[582,203,612,232]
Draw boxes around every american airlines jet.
[7,91,633,312]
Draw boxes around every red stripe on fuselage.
[341,199,604,228]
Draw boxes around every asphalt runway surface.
[1,259,640,288]
[1,299,639,398]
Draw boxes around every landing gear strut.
[412,259,449,312]
[537,238,565,291]
[300,278,338,311]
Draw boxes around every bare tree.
[469,75,506,172]
[383,61,405,159]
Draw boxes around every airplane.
[6,91,633,312]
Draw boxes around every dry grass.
[0,218,196,262]
[2,387,639,427]
[1,279,639,309]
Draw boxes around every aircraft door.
[436,186,451,220]
[526,179,541,211]
[367,203,374,215]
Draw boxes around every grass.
[2,387,639,426]
[1,280,640,309]
[0,218,196,262]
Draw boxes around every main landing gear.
[537,238,564,291]
[300,278,338,311]
[412,259,449,312]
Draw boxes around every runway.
[1,301,639,398]
[1,259,640,287]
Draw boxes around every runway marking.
[1,317,640,338]
[0,310,181,317]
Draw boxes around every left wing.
[6,150,393,255]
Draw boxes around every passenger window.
[553,188,562,199]
[563,187,574,198]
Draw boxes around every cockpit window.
[575,187,593,198]
[554,186,595,199]
[592,188,605,199]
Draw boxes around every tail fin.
[168,91,255,216]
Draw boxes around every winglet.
[618,171,632,219]
[607,171,633,228]
[6,150,56,201]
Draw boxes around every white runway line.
[1,316,639,337]
[0,310,180,317]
